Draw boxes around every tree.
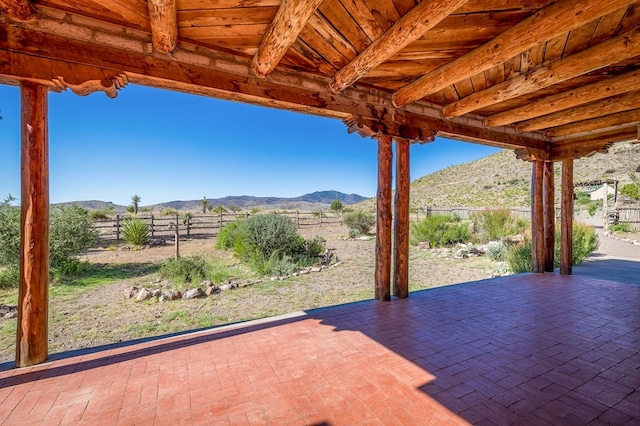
[330,199,343,212]
[228,204,241,213]
[201,197,210,213]
[213,205,227,214]
[131,194,141,215]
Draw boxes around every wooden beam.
[330,0,468,93]
[443,27,640,118]
[560,159,573,275]
[543,161,555,272]
[546,109,640,139]
[147,0,178,53]
[251,0,324,78]
[375,135,393,302]
[0,0,36,22]
[485,69,640,128]
[16,81,49,368]
[0,24,550,152]
[391,0,633,107]
[393,138,410,299]
[517,91,640,133]
[531,161,545,273]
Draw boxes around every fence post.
[174,213,180,259]
[150,215,155,238]
[297,211,300,227]
[186,215,191,237]
[116,214,120,241]
[320,210,323,226]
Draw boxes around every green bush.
[588,204,598,217]
[343,211,375,235]
[122,217,149,246]
[410,214,470,247]
[0,197,20,273]
[620,183,640,200]
[486,240,508,262]
[609,223,630,233]
[472,208,527,242]
[159,256,207,284]
[506,222,599,273]
[243,214,299,259]
[305,236,326,258]
[215,221,244,250]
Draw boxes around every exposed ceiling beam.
[0,0,36,22]
[0,22,549,152]
[443,27,640,118]
[550,130,639,160]
[517,91,640,133]
[147,0,177,53]
[250,0,324,78]
[391,0,634,107]
[329,0,468,93]
[547,109,640,139]
[485,69,640,128]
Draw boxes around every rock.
[148,238,166,247]
[219,284,231,291]
[4,311,17,319]
[205,285,219,296]
[151,288,162,298]
[201,280,212,287]
[271,276,278,281]
[136,288,152,301]
[182,288,204,299]
[162,290,182,300]
[159,295,168,303]
[417,241,431,250]
[299,268,310,275]
[311,266,322,273]
[124,286,139,299]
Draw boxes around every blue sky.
[0,84,500,206]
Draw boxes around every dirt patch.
[0,225,497,363]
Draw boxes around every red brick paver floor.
[1,273,639,425]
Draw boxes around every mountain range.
[56,191,368,212]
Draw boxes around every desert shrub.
[507,222,598,273]
[89,209,110,220]
[343,211,376,235]
[215,221,244,250]
[588,204,598,217]
[609,223,630,233]
[410,214,470,247]
[486,240,508,262]
[506,240,532,273]
[0,268,19,290]
[305,236,326,258]
[472,208,527,242]
[348,228,359,239]
[122,217,149,246]
[620,183,640,200]
[0,197,20,274]
[265,253,298,276]
[242,214,300,259]
[159,256,207,284]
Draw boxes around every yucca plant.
[122,217,149,246]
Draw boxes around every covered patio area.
[2,272,638,425]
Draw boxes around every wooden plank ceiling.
[1,0,640,160]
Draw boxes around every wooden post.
[116,214,121,241]
[174,213,180,260]
[16,81,49,367]
[531,161,545,273]
[150,215,155,238]
[560,159,574,275]
[394,138,410,298]
[375,135,393,301]
[543,161,555,272]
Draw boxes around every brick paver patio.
[1,273,639,425]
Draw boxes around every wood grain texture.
[375,135,393,302]
[330,0,467,92]
[560,159,573,275]
[531,161,545,274]
[543,161,555,272]
[393,138,410,299]
[16,81,49,368]
[251,0,324,78]
[391,0,634,107]
[0,0,36,21]
[148,0,177,53]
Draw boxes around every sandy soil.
[0,225,496,363]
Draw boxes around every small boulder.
[136,288,152,301]
[124,286,139,299]
[182,288,204,299]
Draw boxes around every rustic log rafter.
[51,74,129,98]
[391,0,634,107]
[485,69,640,128]
[443,26,640,118]
[344,115,436,143]
[147,0,177,54]
[251,0,324,78]
[329,0,468,93]
[517,91,640,133]
[546,109,640,139]
[0,0,36,22]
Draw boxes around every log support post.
[16,81,50,367]
[531,161,545,273]
[375,135,393,301]
[560,159,574,275]
[393,138,410,298]
[543,161,555,272]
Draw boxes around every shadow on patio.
[1,273,639,425]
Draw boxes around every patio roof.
[1,273,639,424]
[1,0,639,156]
